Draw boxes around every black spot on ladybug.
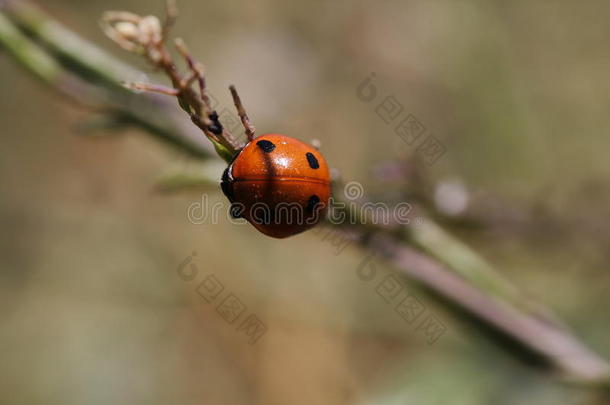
[230,203,244,219]
[306,195,321,213]
[256,140,276,153]
[306,152,319,169]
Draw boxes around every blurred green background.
[1,0,610,404]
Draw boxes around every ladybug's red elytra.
[221,134,331,238]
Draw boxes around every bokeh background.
[1,0,610,404]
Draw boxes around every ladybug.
[221,134,331,238]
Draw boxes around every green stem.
[3,0,136,92]
[0,11,61,85]
[1,0,215,160]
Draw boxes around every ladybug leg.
[229,85,256,142]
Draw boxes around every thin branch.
[1,0,609,388]
[100,4,240,156]
[368,233,610,384]
[1,0,215,159]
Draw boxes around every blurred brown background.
[1,0,610,404]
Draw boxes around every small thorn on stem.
[162,0,178,41]
[229,85,256,142]
[175,38,209,107]
[124,82,180,96]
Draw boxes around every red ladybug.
[221,134,331,238]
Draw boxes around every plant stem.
[369,233,610,385]
[1,0,215,159]
[1,0,609,388]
